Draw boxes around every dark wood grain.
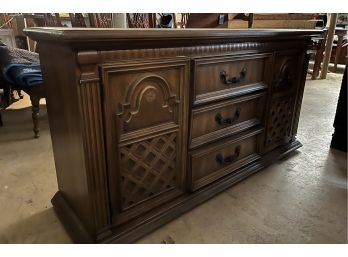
[262,49,306,153]
[23,28,317,243]
[190,92,266,149]
[100,58,190,225]
[24,28,322,51]
[190,127,263,191]
[192,53,271,105]
[37,42,97,236]
[100,140,303,244]
[24,28,322,41]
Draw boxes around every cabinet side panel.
[38,42,95,235]
[77,70,110,231]
[291,51,310,136]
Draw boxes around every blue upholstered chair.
[0,43,45,138]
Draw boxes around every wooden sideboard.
[24,28,321,243]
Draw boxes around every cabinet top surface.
[24,27,322,42]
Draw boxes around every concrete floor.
[0,73,346,243]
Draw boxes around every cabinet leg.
[30,95,40,138]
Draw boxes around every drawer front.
[190,92,266,148]
[100,58,190,225]
[189,128,262,191]
[193,53,271,105]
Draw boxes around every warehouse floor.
[0,72,346,243]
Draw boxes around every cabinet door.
[263,50,305,152]
[100,58,189,225]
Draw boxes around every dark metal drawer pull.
[220,67,247,85]
[216,145,241,165]
[215,107,241,125]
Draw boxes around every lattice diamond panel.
[266,96,294,145]
[119,132,178,209]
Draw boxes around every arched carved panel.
[273,54,299,93]
[117,75,180,133]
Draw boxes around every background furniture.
[311,27,347,79]
[25,28,321,243]
[89,13,112,28]
[0,29,16,48]
[23,13,90,52]
[181,13,320,29]
[23,84,45,138]
[310,29,328,79]
[185,14,229,28]
[0,73,45,138]
[0,72,23,127]
[0,44,45,138]
[228,13,321,29]
[126,13,156,28]
[331,28,347,72]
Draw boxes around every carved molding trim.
[76,41,307,66]
[77,51,100,65]
[98,41,307,61]
[77,79,110,230]
[273,58,295,90]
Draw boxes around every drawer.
[190,92,266,148]
[189,128,262,191]
[192,53,271,105]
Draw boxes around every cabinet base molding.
[51,192,94,243]
[53,140,302,243]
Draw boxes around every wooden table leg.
[24,84,45,139]
[30,94,40,138]
[334,35,343,72]
[311,34,327,80]
[312,47,324,79]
